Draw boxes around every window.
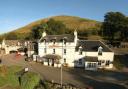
[98,51,102,55]
[93,63,97,67]
[63,37,67,45]
[98,60,102,66]
[87,63,91,68]
[79,49,82,55]
[44,48,46,53]
[44,39,46,43]
[106,60,110,66]
[53,39,56,44]
[79,46,82,55]
[64,58,66,63]
[53,49,55,54]
[79,59,82,65]
[53,41,55,44]
[98,46,103,55]
[64,49,66,55]
[64,41,66,45]
[87,63,97,68]
[98,60,105,66]
[101,60,105,63]
[79,50,82,55]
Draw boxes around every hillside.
[13,15,101,34]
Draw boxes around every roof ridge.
[47,34,72,36]
[99,40,113,52]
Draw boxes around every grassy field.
[0,65,23,88]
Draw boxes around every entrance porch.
[85,56,98,70]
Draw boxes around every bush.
[21,72,40,89]
[113,56,125,70]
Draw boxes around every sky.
[0,0,128,34]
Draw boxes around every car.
[25,57,32,62]
[36,57,44,63]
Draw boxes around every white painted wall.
[38,31,114,70]
[38,41,76,67]
[85,52,114,69]
[5,46,21,54]
[38,41,114,69]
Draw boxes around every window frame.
[53,49,55,54]
[64,49,66,55]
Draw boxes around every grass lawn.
[0,65,23,88]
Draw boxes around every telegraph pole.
[60,39,64,88]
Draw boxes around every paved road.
[30,63,128,89]
[1,54,128,89]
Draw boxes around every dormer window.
[43,39,46,42]
[64,40,66,45]
[52,39,56,44]
[17,42,20,46]
[79,46,83,55]
[63,37,67,45]
[98,46,103,55]
[24,41,27,46]
[53,41,55,44]
[43,39,46,44]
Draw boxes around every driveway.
[1,54,128,89]
[30,63,128,89]
[1,54,27,66]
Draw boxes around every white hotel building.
[38,31,114,70]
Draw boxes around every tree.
[102,12,126,41]
[31,26,41,39]
[46,19,66,35]
[30,19,67,40]
[120,17,128,41]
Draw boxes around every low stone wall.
[37,80,88,89]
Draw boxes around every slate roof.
[85,56,98,62]
[4,40,35,46]
[76,40,112,52]
[40,34,74,42]
[4,40,21,46]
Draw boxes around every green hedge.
[21,72,40,89]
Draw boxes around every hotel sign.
[49,44,62,48]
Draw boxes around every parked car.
[36,57,44,63]
[25,57,32,62]
[9,50,17,54]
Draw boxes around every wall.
[5,46,21,54]
[38,42,76,67]
[86,52,114,69]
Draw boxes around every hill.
[13,15,101,34]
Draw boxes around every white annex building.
[38,30,114,70]
[0,40,34,56]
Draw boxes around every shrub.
[113,56,125,70]
[21,72,40,89]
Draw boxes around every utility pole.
[60,39,64,88]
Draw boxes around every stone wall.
[36,80,88,89]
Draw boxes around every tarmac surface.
[1,54,128,89]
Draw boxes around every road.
[1,54,128,89]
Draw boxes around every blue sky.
[0,0,128,34]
